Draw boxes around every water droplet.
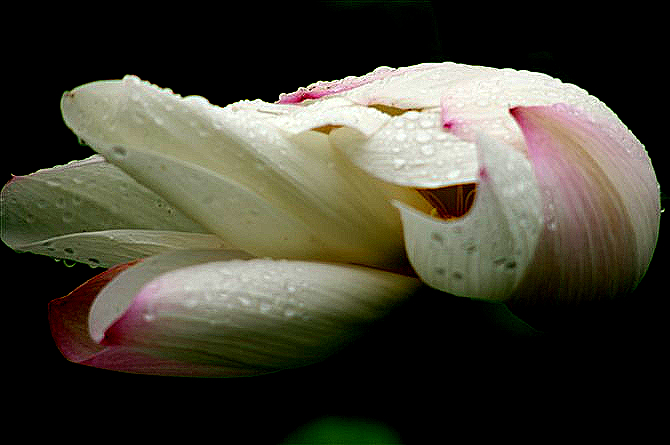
[111,146,127,158]
[392,158,406,170]
[183,298,198,309]
[415,131,431,144]
[431,232,444,244]
[419,117,434,129]
[284,308,297,318]
[64,247,74,255]
[451,271,463,280]
[434,267,446,276]
[462,238,477,253]
[62,259,77,268]
[420,145,435,156]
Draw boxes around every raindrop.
[420,145,435,156]
[111,146,128,158]
[392,158,406,170]
[434,267,446,276]
[62,259,77,268]
[451,271,463,280]
[431,232,444,244]
[183,298,198,309]
[415,131,431,144]
[462,238,477,253]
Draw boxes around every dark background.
[7,1,664,442]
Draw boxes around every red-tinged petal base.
[48,261,140,363]
[48,259,259,377]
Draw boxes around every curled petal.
[393,133,543,300]
[510,105,660,303]
[51,249,422,376]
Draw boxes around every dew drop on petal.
[393,158,407,170]
[111,146,128,158]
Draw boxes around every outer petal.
[1,155,221,266]
[48,257,249,376]
[510,105,660,304]
[51,249,423,376]
[60,77,426,269]
[393,133,543,300]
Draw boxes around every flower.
[1,62,660,376]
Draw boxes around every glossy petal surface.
[52,249,422,376]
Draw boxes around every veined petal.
[509,105,660,304]
[17,229,225,268]
[60,77,426,268]
[393,133,543,300]
[58,249,422,376]
[1,155,215,265]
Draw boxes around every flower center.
[417,183,477,219]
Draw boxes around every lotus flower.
[1,62,660,376]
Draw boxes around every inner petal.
[417,183,477,219]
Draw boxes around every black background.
[7,1,664,442]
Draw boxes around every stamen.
[417,183,477,219]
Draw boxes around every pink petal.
[510,104,660,304]
[48,260,139,363]
[277,66,397,103]
[47,258,257,377]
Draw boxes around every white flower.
[1,62,660,375]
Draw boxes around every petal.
[298,62,614,188]
[1,155,218,265]
[393,133,543,300]
[60,77,426,268]
[48,261,139,363]
[17,229,225,268]
[509,104,660,304]
[68,249,422,376]
[330,110,480,188]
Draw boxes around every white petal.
[16,229,225,268]
[93,250,423,373]
[330,110,479,188]
[393,133,543,300]
[89,249,254,342]
[271,96,390,137]
[301,63,613,189]
[60,77,425,268]
[0,155,215,264]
